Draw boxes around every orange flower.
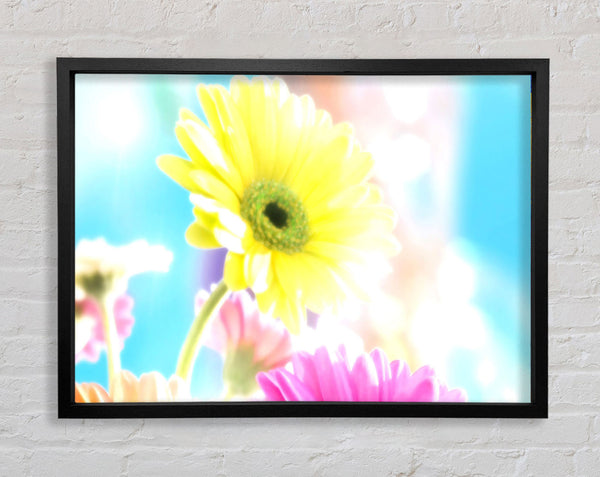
[75,382,111,403]
[75,370,191,403]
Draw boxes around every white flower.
[75,238,173,297]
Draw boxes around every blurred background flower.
[75,381,111,403]
[75,74,531,402]
[198,288,293,399]
[75,294,135,363]
[75,237,173,386]
[76,238,173,298]
[75,370,190,403]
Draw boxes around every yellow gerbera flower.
[158,76,399,333]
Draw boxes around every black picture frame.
[57,58,549,419]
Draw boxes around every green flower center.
[241,179,309,254]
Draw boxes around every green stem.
[176,281,230,382]
[98,293,121,387]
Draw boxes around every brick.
[575,448,600,476]
[553,71,600,106]
[494,416,590,446]
[550,332,600,369]
[549,189,599,220]
[551,113,587,144]
[587,113,600,145]
[413,449,523,477]
[551,373,600,409]
[572,34,600,66]
[12,0,66,32]
[126,449,224,476]
[357,3,403,33]
[0,335,57,374]
[520,449,576,476]
[30,449,122,477]
[407,3,453,31]
[548,261,600,298]
[308,2,357,33]
[549,297,600,328]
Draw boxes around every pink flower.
[197,289,293,397]
[198,289,293,370]
[75,294,135,363]
[257,345,467,402]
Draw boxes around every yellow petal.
[179,107,203,125]
[185,222,221,249]
[210,84,255,186]
[309,184,376,222]
[361,183,384,206]
[280,95,318,185]
[300,134,355,207]
[272,253,303,308]
[174,122,218,177]
[255,280,281,316]
[275,296,304,335]
[285,252,346,314]
[249,77,278,180]
[270,77,290,107]
[243,244,272,293]
[179,118,245,197]
[197,84,226,146]
[272,94,303,183]
[342,233,402,256]
[213,226,245,254]
[190,195,246,237]
[156,154,202,193]
[326,261,374,302]
[340,148,374,185]
[312,205,396,238]
[304,240,367,265]
[189,170,241,214]
[223,252,247,291]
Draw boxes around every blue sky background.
[75,74,531,402]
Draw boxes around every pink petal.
[256,372,285,401]
[273,369,317,401]
[204,318,228,353]
[369,348,391,401]
[260,331,293,369]
[219,300,243,346]
[411,365,436,380]
[351,354,380,401]
[336,344,353,368]
[314,347,352,401]
[388,360,411,402]
[440,386,467,402]
[408,376,439,402]
[253,324,285,365]
[243,308,262,344]
[75,294,135,363]
[292,351,323,400]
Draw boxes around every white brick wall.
[0,0,598,475]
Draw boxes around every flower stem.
[176,281,230,382]
[98,293,121,386]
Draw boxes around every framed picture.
[57,58,548,418]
